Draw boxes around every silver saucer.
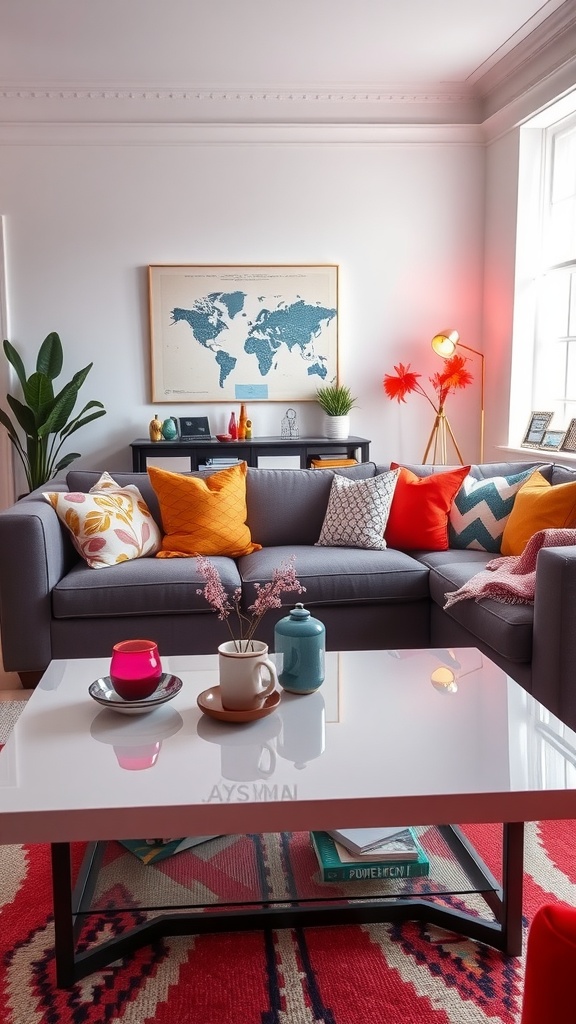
[88,673,182,715]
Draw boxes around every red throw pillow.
[385,464,470,551]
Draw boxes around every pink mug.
[110,639,163,701]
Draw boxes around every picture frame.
[540,429,567,451]
[521,411,553,447]
[560,419,576,453]
[149,264,339,403]
[178,416,212,440]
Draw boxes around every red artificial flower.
[384,354,473,412]
[383,363,422,404]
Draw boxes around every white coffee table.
[1,647,575,987]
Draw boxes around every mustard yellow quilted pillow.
[501,470,576,555]
[148,461,261,558]
[44,471,162,568]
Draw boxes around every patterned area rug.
[0,704,573,1023]
[0,701,27,744]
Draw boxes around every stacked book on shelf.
[311,825,429,881]
[309,456,358,469]
[200,457,243,470]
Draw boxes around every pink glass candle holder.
[110,639,162,701]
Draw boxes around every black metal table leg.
[51,843,77,989]
[501,822,524,955]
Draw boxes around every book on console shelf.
[310,458,358,469]
[119,836,220,864]
[199,459,243,470]
[311,830,430,882]
[327,825,412,856]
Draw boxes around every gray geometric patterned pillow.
[315,469,399,549]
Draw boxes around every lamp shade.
[431,330,460,358]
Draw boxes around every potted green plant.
[315,383,357,439]
[0,331,106,492]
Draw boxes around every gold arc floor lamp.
[430,329,485,464]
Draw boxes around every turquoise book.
[310,830,430,882]
[119,836,219,864]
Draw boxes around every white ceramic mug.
[218,640,278,710]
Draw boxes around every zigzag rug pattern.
[0,820,573,1024]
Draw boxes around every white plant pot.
[323,414,350,439]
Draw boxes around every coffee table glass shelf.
[2,648,575,988]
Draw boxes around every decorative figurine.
[281,408,299,439]
[245,419,253,439]
[149,413,163,442]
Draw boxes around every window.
[510,101,576,448]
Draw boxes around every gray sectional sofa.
[1,458,575,728]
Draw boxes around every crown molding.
[0,83,480,126]
[0,122,484,147]
[470,0,576,87]
[481,52,576,142]
[475,2,576,117]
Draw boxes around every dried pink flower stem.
[196,554,305,652]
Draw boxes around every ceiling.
[0,0,569,88]
[0,0,574,125]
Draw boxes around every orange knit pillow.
[148,462,261,558]
[385,464,470,551]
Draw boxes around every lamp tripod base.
[422,409,464,465]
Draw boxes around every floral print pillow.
[43,471,161,568]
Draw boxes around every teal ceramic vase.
[274,603,325,694]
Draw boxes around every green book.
[310,830,430,882]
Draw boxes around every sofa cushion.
[245,463,376,546]
[501,471,576,556]
[428,559,534,663]
[385,464,469,551]
[51,554,242,618]
[148,462,261,558]
[415,549,494,569]
[448,468,534,552]
[237,544,430,607]
[44,471,162,569]
[316,469,398,549]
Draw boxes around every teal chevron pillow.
[449,469,535,552]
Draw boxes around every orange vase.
[238,403,248,440]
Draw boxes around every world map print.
[172,292,336,390]
[150,266,339,403]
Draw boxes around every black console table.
[130,435,371,472]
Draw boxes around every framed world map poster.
[149,264,339,402]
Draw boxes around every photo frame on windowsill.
[521,411,553,447]
[539,429,567,451]
[560,419,576,453]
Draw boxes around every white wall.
[483,129,521,458]
[0,125,485,491]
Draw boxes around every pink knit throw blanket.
[443,528,576,608]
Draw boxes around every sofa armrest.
[0,487,76,673]
[532,545,576,729]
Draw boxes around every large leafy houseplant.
[0,331,106,492]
